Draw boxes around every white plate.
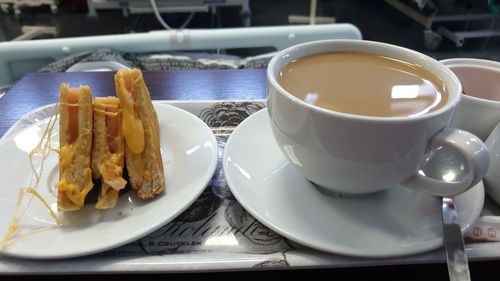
[223,109,485,258]
[0,104,218,259]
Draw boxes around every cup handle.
[401,128,489,197]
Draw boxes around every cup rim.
[440,58,500,106]
[267,39,462,122]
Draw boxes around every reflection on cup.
[267,40,489,197]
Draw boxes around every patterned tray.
[0,100,499,274]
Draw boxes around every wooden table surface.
[0,69,267,137]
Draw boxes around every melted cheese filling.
[59,144,75,169]
[57,168,93,207]
[101,153,127,190]
[116,71,145,154]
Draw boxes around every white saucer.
[223,109,485,258]
[0,104,218,259]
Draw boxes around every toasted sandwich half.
[57,84,94,211]
[114,69,165,200]
[92,97,127,209]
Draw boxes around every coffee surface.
[278,52,448,117]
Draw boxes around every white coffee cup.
[441,58,500,204]
[267,40,489,197]
[441,58,500,141]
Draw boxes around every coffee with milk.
[277,52,448,117]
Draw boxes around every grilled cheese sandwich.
[115,69,165,200]
[92,97,126,209]
[57,84,94,211]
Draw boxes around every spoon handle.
[442,197,471,281]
